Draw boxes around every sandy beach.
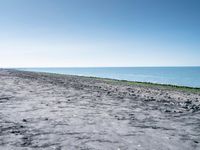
[0,69,200,150]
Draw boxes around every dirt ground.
[0,69,200,150]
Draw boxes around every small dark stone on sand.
[107,91,111,95]
[11,130,20,134]
[22,119,27,122]
[191,105,200,112]
[164,109,171,113]
[194,140,199,143]
[195,98,199,102]
[0,97,10,100]
[185,99,192,104]
[131,94,136,96]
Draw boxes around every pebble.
[194,140,199,143]
[164,109,171,113]
[22,119,27,122]
[185,99,192,104]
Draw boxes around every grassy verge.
[94,77,200,94]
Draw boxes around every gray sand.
[0,69,200,150]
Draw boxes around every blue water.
[18,67,200,88]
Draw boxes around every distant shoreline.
[13,68,200,93]
[14,67,200,88]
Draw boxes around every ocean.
[18,67,200,88]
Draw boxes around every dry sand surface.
[0,69,200,150]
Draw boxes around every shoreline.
[15,69,200,93]
[15,67,200,89]
[0,69,200,149]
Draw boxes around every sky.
[0,0,200,67]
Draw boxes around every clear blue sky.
[0,0,199,67]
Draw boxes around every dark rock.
[11,130,20,134]
[164,109,171,113]
[131,94,136,97]
[144,98,156,102]
[185,99,192,104]
[191,105,200,112]
[194,140,199,143]
[22,119,27,122]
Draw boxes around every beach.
[0,69,200,150]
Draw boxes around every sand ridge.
[0,69,200,150]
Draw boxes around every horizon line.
[1,66,200,69]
